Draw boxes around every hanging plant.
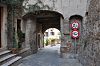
[16,29,25,48]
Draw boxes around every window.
[45,32,48,36]
[51,32,54,35]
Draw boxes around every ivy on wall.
[23,0,51,13]
[1,0,25,49]
[1,0,52,49]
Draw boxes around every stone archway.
[22,10,64,54]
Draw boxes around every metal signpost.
[71,30,79,54]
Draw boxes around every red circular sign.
[71,30,80,39]
[70,21,80,29]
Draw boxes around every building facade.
[21,0,88,57]
[0,0,88,54]
[0,0,92,60]
[0,0,24,52]
[0,2,7,51]
[1,0,100,66]
[44,28,61,45]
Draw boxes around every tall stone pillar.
[60,17,66,57]
[25,17,38,53]
[7,6,14,49]
[60,17,65,47]
[60,17,70,57]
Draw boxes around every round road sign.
[71,21,80,29]
[71,30,80,39]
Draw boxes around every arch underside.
[23,10,63,33]
[69,15,83,21]
[37,16,60,33]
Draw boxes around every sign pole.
[74,38,76,58]
[75,38,77,54]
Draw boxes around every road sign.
[71,21,80,29]
[71,30,80,39]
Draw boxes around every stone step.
[0,50,10,56]
[0,54,16,62]
[1,56,22,66]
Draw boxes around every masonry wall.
[78,0,100,66]
[29,0,87,19]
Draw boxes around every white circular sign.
[71,30,79,38]
[71,22,79,29]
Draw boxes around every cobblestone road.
[18,44,83,66]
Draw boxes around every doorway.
[0,7,3,48]
[17,19,22,48]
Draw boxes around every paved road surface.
[18,44,82,66]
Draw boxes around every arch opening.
[22,10,64,54]
[44,28,61,47]
[36,10,62,49]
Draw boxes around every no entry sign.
[71,30,80,39]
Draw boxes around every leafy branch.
[23,0,51,12]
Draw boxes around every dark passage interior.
[36,10,61,48]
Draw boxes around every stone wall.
[25,18,38,53]
[78,0,100,66]
[28,0,87,19]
